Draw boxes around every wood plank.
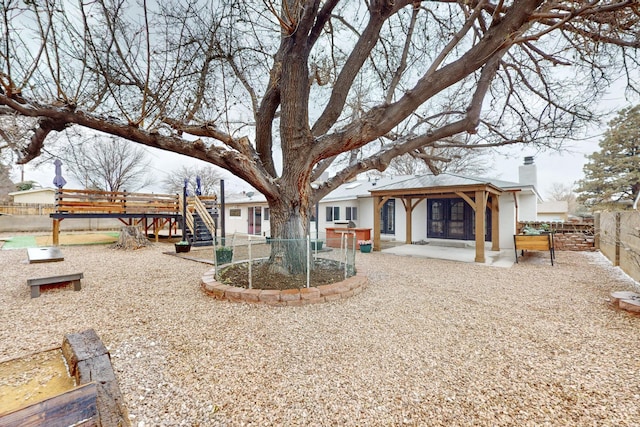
[27,273,83,287]
[0,382,97,427]
[27,247,64,263]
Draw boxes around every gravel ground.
[1,243,639,426]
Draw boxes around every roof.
[9,187,56,196]
[224,172,539,205]
[224,191,267,204]
[368,172,535,196]
[322,175,416,202]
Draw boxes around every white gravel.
[1,243,639,426]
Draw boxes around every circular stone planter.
[200,265,367,306]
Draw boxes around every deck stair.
[184,196,217,247]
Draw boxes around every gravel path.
[1,243,639,426]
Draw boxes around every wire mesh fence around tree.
[211,233,357,290]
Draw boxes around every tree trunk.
[267,191,312,275]
[112,226,149,250]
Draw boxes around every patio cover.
[369,174,505,263]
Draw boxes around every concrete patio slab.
[381,243,515,267]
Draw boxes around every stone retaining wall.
[553,232,596,251]
[201,267,367,306]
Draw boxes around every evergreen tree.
[577,106,640,209]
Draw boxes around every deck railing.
[55,189,180,215]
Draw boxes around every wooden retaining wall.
[598,211,640,283]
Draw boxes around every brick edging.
[200,267,368,306]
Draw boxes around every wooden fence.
[0,203,56,215]
[597,211,640,282]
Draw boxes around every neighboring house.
[537,201,569,222]
[221,157,543,259]
[9,187,57,204]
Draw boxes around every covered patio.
[369,175,505,263]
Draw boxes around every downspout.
[511,190,520,233]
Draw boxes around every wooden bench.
[27,273,83,298]
[514,234,555,266]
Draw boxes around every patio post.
[474,190,487,263]
[404,197,412,244]
[373,196,382,251]
[491,195,500,251]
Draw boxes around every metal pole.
[220,179,226,246]
[248,235,252,289]
[182,178,188,242]
[306,234,311,288]
[315,201,319,240]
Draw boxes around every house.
[9,187,57,205]
[220,157,542,262]
[537,200,569,222]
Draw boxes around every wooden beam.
[62,329,130,427]
[491,195,500,251]
[52,219,61,246]
[455,191,476,211]
[405,197,412,244]
[398,196,427,244]
[0,382,98,427]
[474,190,487,263]
[373,196,382,251]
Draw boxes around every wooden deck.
[49,189,217,245]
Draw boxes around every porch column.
[491,195,500,251]
[373,196,382,251]
[474,190,487,263]
[405,197,412,244]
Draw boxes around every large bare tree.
[52,132,152,192]
[163,165,223,196]
[0,1,638,273]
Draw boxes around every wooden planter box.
[514,233,555,265]
[325,227,371,249]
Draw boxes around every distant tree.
[0,163,14,202]
[163,165,223,196]
[388,145,492,176]
[57,134,152,192]
[546,182,581,215]
[576,106,640,210]
[14,180,39,191]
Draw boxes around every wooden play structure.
[49,188,217,246]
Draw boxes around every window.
[229,208,241,217]
[326,206,340,221]
[263,208,270,221]
[381,199,395,234]
[346,207,357,221]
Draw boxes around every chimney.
[518,156,537,187]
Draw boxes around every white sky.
[10,81,632,200]
[9,133,600,200]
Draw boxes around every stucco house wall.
[498,193,518,249]
[219,159,542,250]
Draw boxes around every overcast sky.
[10,85,631,200]
[8,133,600,200]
